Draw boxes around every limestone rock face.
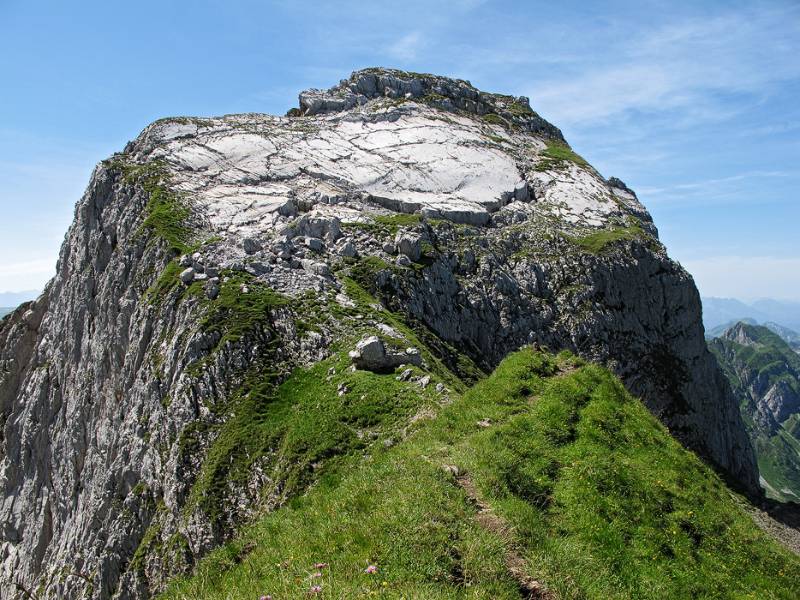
[0,68,757,599]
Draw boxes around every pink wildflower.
[312,571,323,578]
[365,564,378,574]
[259,596,272,600]
[309,585,322,594]
[314,562,328,569]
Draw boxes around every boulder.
[304,236,324,252]
[205,281,220,300]
[348,335,422,372]
[243,238,261,255]
[336,239,357,258]
[179,268,195,284]
[301,259,332,278]
[514,180,530,202]
[395,233,421,261]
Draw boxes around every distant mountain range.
[0,289,40,306]
[0,290,40,319]
[709,323,800,502]
[702,297,800,332]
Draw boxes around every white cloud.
[681,256,800,301]
[531,7,800,126]
[636,170,797,205]
[387,31,424,61]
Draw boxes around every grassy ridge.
[161,350,800,599]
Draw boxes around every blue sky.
[1,0,798,299]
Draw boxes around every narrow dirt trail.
[456,474,553,599]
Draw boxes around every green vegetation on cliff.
[107,158,194,254]
[709,323,800,502]
[535,139,589,171]
[162,349,800,599]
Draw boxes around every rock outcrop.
[348,336,422,372]
[0,68,757,599]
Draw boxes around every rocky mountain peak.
[293,67,565,140]
[722,321,785,350]
[0,69,759,598]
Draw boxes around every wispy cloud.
[531,6,800,126]
[0,258,56,277]
[387,31,424,61]
[638,170,797,205]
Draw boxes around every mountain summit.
[0,68,764,598]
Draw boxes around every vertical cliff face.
[0,68,758,599]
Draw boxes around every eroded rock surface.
[0,68,757,599]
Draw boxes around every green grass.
[344,213,422,238]
[106,158,194,254]
[141,181,191,254]
[198,272,290,349]
[374,213,422,233]
[481,113,507,127]
[565,223,645,254]
[144,260,185,304]
[506,101,535,117]
[462,361,799,599]
[172,275,468,537]
[161,349,800,599]
[536,140,589,171]
[348,255,402,287]
[182,349,441,528]
[105,157,200,305]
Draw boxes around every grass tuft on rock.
[536,140,590,171]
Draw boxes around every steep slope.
[764,322,800,353]
[162,349,800,599]
[0,68,757,599]
[710,322,800,501]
